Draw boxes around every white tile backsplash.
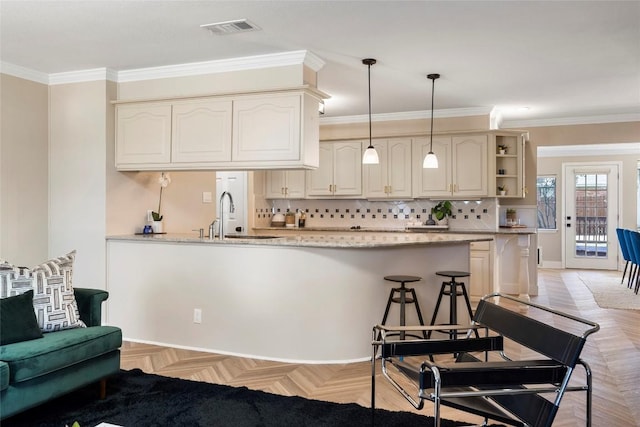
[256,199,508,231]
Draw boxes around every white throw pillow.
[0,251,86,332]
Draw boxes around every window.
[537,176,556,229]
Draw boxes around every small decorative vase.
[425,214,436,226]
[152,221,163,233]
[499,190,506,196]
[436,217,448,226]
[499,149,506,155]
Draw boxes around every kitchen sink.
[224,235,280,239]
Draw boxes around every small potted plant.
[431,200,452,225]
[497,144,508,155]
[506,208,517,225]
[497,185,507,196]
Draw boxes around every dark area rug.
[4,369,471,427]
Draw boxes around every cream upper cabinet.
[116,103,172,166]
[172,99,232,163]
[363,138,412,198]
[265,170,306,199]
[491,132,526,198]
[232,94,300,162]
[412,134,488,198]
[115,88,324,171]
[306,141,362,197]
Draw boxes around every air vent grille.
[200,19,261,35]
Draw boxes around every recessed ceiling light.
[200,19,261,35]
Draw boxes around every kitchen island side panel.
[106,239,470,362]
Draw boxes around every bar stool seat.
[380,275,426,340]
[429,271,476,339]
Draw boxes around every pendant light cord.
[368,62,373,148]
[429,76,434,151]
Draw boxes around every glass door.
[564,163,619,269]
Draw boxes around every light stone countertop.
[253,226,537,235]
[106,232,493,248]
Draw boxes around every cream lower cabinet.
[306,141,362,197]
[363,138,412,198]
[413,134,488,198]
[469,240,493,301]
[264,170,306,199]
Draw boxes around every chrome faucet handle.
[192,228,205,239]
[209,220,219,239]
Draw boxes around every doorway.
[215,171,248,236]
[563,162,620,269]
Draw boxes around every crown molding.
[1,50,324,85]
[49,68,118,85]
[118,50,325,82]
[0,62,49,84]
[537,142,640,158]
[320,107,493,125]
[501,112,640,128]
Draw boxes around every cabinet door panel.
[285,170,306,198]
[412,136,451,197]
[116,104,172,165]
[233,95,300,162]
[306,144,334,196]
[363,140,388,198]
[334,142,362,195]
[453,135,488,196]
[387,139,412,197]
[265,171,287,198]
[172,100,232,163]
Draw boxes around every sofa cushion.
[0,325,122,383]
[0,361,8,392]
[0,290,43,345]
[0,251,86,332]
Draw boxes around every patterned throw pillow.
[0,251,86,332]
[31,251,86,332]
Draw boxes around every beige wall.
[0,74,49,266]
[49,80,113,287]
[117,64,307,101]
[514,122,640,266]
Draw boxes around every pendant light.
[423,73,440,169]
[362,58,379,165]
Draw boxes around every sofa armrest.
[74,288,109,327]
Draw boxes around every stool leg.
[459,283,479,338]
[449,280,457,340]
[428,283,447,339]
[409,288,428,339]
[399,285,407,340]
[381,288,396,325]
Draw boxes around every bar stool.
[380,275,427,340]
[429,271,476,339]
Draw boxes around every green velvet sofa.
[0,288,122,420]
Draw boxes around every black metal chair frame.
[371,293,600,427]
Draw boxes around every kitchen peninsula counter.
[106,233,488,363]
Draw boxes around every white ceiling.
[1,0,639,127]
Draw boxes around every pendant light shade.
[362,58,379,165]
[423,73,440,169]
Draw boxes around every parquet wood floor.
[119,268,640,426]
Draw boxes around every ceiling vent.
[200,19,261,35]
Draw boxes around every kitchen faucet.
[218,191,235,240]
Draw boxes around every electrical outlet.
[147,210,153,222]
[202,192,213,203]
[193,308,202,324]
